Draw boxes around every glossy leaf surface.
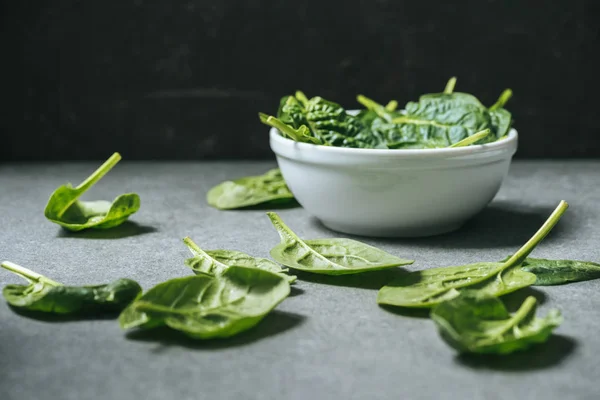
[119,266,290,339]
[520,257,600,286]
[267,212,413,275]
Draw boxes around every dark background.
[3,0,599,161]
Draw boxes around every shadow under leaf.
[125,310,305,350]
[378,304,431,319]
[501,286,548,310]
[294,267,408,290]
[455,334,577,371]
[8,305,120,322]
[228,198,301,211]
[57,221,157,239]
[289,286,305,297]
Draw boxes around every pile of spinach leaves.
[260,77,512,149]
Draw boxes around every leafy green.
[520,257,600,286]
[206,168,295,210]
[356,94,401,122]
[389,77,502,146]
[261,92,386,149]
[119,265,290,339]
[182,236,296,283]
[449,129,491,148]
[489,89,513,139]
[44,152,140,231]
[262,79,512,150]
[431,291,562,354]
[267,212,413,275]
[1,261,141,314]
[377,201,568,308]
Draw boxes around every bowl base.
[319,220,465,238]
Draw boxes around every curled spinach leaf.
[377,201,568,308]
[431,291,562,354]
[261,92,386,148]
[1,261,141,314]
[119,266,290,339]
[206,168,295,210]
[183,236,296,283]
[519,257,600,286]
[44,152,140,231]
[267,212,413,275]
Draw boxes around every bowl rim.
[270,127,518,158]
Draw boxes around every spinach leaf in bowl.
[260,91,387,149]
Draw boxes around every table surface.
[1,160,599,400]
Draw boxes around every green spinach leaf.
[377,201,568,308]
[267,212,413,275]
[519,257,600,286]
[431,291,562,354]
[356,94,400,122]
[261,92,386,149]
[449,129,491,147]
[44,152,140,231]
[183,236,296,283]
[207,168,295,210]
[1,261,141,314]
[489,89,513,139]
[391,77,497,146]
[119,265,290,339]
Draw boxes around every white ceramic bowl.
[270,127,518,237]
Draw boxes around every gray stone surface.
[1,160,599,400]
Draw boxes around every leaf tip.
[258,112,269,123]
[266,211,279,220]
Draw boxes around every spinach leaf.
[44,152,140,231]
[119,265,290,339]
[449,129,491,147]
[356,94,400,122]
[267,212,413,275]
[377,201,568,308]
[519,257,600,286]
[489,89,513,139]
[1,261,141,314]
[431,291,562,354]
[183,237,296,283]
[206,168,295,210]
[261,92,386,149]
[391,77,496,146]
[260,113,321,144]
